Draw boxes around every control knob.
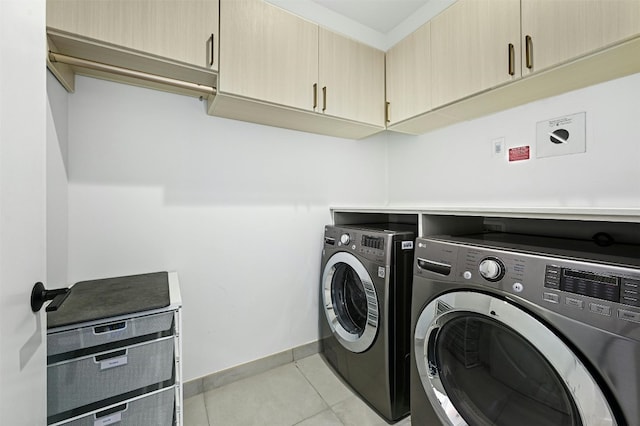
[340,233,351,245]
[478,257,505,282]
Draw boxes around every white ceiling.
[267,0,456,50]
[309,0,431,34]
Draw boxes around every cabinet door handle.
[385,101,391,124]
[313,83,318,110]
[209,33,214,67]
[525,35,533,69]
[508,43,515,76]
[322,86,327,112]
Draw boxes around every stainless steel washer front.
[410,233,640,426]
[322,251,379,353]
[414,291,616,426]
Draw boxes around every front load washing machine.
[320,223,415,423]
[410,233,640,426]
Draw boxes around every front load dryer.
[410,233,640,426]
[320,223,416,423]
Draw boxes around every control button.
[589,303,612,316]
[478,258,505,282]
[463,271,472,280]
[565,297,584,309]
[622,296,640,307]
[352,244,356,250]
[618,309,640,323]
[544,265,561,289]
[512,282,523,293]
[623,278,640,288]
[543,292,559,304]
[340,233,350,245]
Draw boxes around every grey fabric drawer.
[48,337,175,417]
[56,386,175,426]
[48,311,174,356]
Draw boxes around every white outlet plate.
[536,112,586,158]
[492,137,505,157]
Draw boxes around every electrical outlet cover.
[536,112,586,158]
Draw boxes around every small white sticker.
[95,412,122,426]
[378,267,386,278]
[402,241,414,250]
[100,355,128,370]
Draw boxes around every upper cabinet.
[389,0,640,135]
[46,0,640,139]
[218,0,318,111]
[385,22,431,126]
[47,0,219,71]
[521,0,640,75]
[318,28,385,126]
[430,0,521,109]
[211,0,386,138]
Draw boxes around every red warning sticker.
[508,146,530,162]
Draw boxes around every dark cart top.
[47,271,170,329]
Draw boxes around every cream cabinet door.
[431,0,521,109]
[385,21,431,125]
[219,0,319,111]
[318,28,385,126]
[521,0,640,75]
[47,0,219,70]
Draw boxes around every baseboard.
[183,340,320,399]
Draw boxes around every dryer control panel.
[324,224,415,265]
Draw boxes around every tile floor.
[183,354,412,426]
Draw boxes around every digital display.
[559,268,620,303]
[362,235,384,250]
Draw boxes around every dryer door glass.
[434,314,581,426]
[332,263,367,335]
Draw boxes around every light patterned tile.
[295,354,353,406]
[183,393,209,426]
[203,349,293,391]
[204,363,327,426]
[395,415,412,426]
[294,409,344,426]
[331,395,390,426]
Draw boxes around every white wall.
[63,69,640,384]
[387,73,640,209]
[47,72,69,289]
[66,76,388,381]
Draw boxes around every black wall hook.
[30,282,70,312]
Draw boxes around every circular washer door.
[414,291,617,426]
[322,251,379,353]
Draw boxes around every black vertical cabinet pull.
[209,33,215,67]
[525,35,533,69]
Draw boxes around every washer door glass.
[323,252,379,353]
[414,292,617,426]
[436,314,580,426]
[331,263,368,335]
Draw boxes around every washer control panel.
[543,265,637,306]
[414,234,640,337]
